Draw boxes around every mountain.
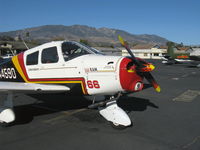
[0,25,169,46]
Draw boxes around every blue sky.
[0,0,200,45]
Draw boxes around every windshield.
[77,42,104,55]
[61,41,103,61]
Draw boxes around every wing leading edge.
[0,82,70,93]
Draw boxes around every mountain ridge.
[0,25,169,46]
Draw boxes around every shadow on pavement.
[10,93,91,126]
[10,93,158,126]
[118,96,159,112]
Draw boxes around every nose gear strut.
[88,92,132,129]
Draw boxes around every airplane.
[161,44,200,67]
[162,54,200,67]
[161,46,191,65]
[0,36,160,128]
[189,55,200,67]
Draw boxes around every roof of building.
[190,48,200,56]
[132,44,155,49]
[0,41,38,50]
[192,48,200,51]
[131,44,167,50]
[176,47,190,51]
[159,46,168,49]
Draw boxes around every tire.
[0,122,9,127]
[110,122,131,130]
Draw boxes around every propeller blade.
[118,35,141,66]
[118,35,161,92]
[143,72,161,92]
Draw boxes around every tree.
[176,42,184,47]
[0,35,14,41]
[51,36,65,41]
[80,39,90,46]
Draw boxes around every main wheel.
[110,122,130,130]
[0,121,9,127]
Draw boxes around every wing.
[0,82,70,93]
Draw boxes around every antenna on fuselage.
[8,47,15,56]
[19,31,30,50]
[22,38,29,50]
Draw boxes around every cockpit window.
[62,42,103,61]
[41,46,59,64]
[26,51,39,65]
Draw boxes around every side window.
[26,51,39,65]
[42,46,58,64]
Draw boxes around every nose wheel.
[0,92,15,127]
[99,100,132,129]
[88,93,132,129]
[110,121,131,130]
[93,93,131,129]
[0,121,10,127]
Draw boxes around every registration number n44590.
[0,68,17,79]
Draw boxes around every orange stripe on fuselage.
[12,53,88,95]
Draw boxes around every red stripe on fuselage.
[18,53,29,80]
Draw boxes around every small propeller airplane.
[161,44,200,67]
[0,36,160,128]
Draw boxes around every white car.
[2,54,13,59]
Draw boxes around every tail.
[167,42,175,58]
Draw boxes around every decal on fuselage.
[0,58,24,82]
[87,80,100,89]
[0,68,16,79]
[85,67,98,73]
[103,65,114,70]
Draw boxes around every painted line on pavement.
[173,90,200,102]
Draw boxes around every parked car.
[2,54,13,59]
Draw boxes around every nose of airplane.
[119,57,144,92]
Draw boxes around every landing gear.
[110,122,129,129]
[0,92,15,127]
[88,93,132,129]
[0,122,8,127]
[99,100,131,129]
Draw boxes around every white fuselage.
[23,41,125,95]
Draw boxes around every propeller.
[118,35,161,92]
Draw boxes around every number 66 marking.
[87,80,100,88]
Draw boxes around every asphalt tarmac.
[0,60,200,150]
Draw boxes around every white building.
[122,45,167,59]
[187,48,200,56]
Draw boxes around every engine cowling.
[119,57,144,92]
